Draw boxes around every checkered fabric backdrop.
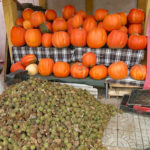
[12,46,145,68]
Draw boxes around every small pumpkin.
[11,26,26,47]
[76,10,86,19]
[89,65,108,80]
[30,11,46,27]
[107,30,128,49]
[25,64,38,75]
[52,31,70,48]
[23,20,33,29]
[130,64,147,80]
[119,26,128,33]
[103,13,122,31]
[128,34,147,50]
[22,8,34,20]
[40,21,52,33]
[10,61,25,73]
[87,27,107,48]
[128,8,145,24]
[25,29,42,47]
[70,28,87,47]
[62,5,76,20]
[108,61,128,80]
[71,62,89,79]
[67,18,74,34]
[38,58,54,76]
[118,12,127,26]
[71,14,83,28]
[94,9,108,21]
[45,9,57,21]
[82,52,97,67]
[16,18,24,26]
[128,24,142,35]
[53,62,70,77]
[42,33,52,48]
[52,17,67,32]
[21,54,37,67]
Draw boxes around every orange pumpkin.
[25,29,42,47]
[10,61,25,73]
[30,11,46,27]
[53,62,70,77]
[87,27,107,48]
[128,34,147,50]
[128,24,142,35]
[118,12,127,26]
[82,52,97,67]
[11,26,26,47]
[23,20,33,29]
[52,17,67,32]
[21,54,37,67]
[94,9,108,21]
[98,22,103,28]
[71,62,89,79]
[128,8,145,24]
[103,13,122,31]
[42,33,52,47]
[38,58,54,76]
[108,61,128,80]
[16,18,24,26]
[71,14,83,28]
[83,17,97,33]
[40,21,52,33]
[130,64,147,80]
[70,28,87,47]
[45,9,57,21]
[62,5,76,20]
[52,31,70,48]
[107,30,128,49]
[67,18,74,34]
[89,65,108,80]
[119,26,128,33]
[22,8,34,20]
[76,10,86,19]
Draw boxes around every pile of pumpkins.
[11,5,147,50]
[10,52,147,81]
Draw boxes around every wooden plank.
[109,83,140,88]
[2,0,18,63]
[138,0,147,12]
[85,0,93,15]
[38,0,46,9]
[4,36,8,81]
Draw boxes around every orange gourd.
[94,9,108,21]
[45,9,57,21]
[10,61,25,73]
[22,8,34,20]
[42,33,52,48]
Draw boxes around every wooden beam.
[38,0,46,9]
[85,0,93,15]
[138,0,147,12]
[2,0,18,63]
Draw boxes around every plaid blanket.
[12,46,145,68]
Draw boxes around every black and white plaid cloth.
[12,46,145,68]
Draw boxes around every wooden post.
[85,0,93,15]
[38,0,46,9]
[2,0,18,63]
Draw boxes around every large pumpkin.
[76,10,86,19]
[30,11,46,27]
[45,9,57,21]
[23,20,33,29]
[108,61,128,80]
[128,8,145,24]
[16,18,24,26]
[52,17,67,32]
[22,8,34,20]
[107,30,128,49]
[71,14,83,28]
[128,24,142,35]
[70,28,87,47]
[40,21,52,33]
[71,62,89,79]
[118,12,127,26]
[83,17,97,33]
[38,58,54,76]
[25,29,42,47]
[128,34,147,50]
[42,33,52,48]
[130,64,147,80]
[62,5,76,20]
[87,27,107,48]
[53,62,70,77]
[11,26,26,47]
[52,31,70,48]
[21,54,37,67]
[103,13,122,31]
[10,61,25,73]
[94,9,108,21]
[82,52,97,67]
[89,65,108,80]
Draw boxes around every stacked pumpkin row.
[11,5,147,50]
[10,52,147,81]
